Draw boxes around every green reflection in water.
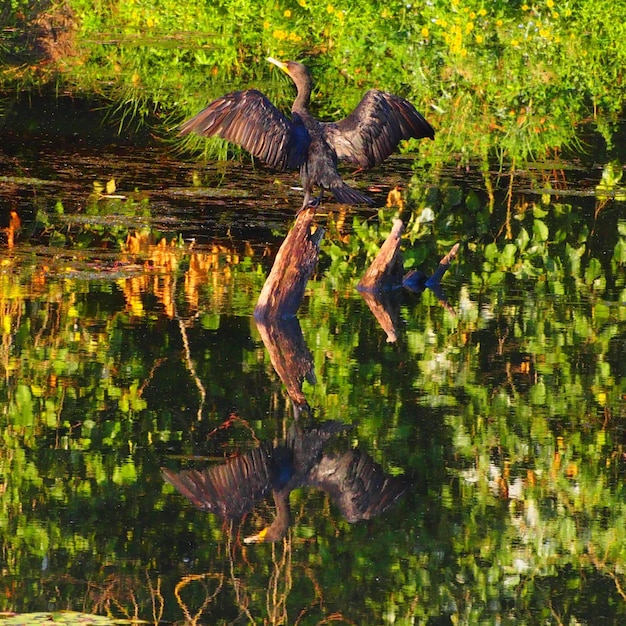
[1,174,626,624]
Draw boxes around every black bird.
[179,57,435,211]
[163,421,406,543]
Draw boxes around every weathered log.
[254,206,324,320]
[356,218,405,292]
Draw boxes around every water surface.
[1,130,626,625]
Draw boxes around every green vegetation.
[2,159,626,622]
[1,0,624,166]
[2,0,626,623]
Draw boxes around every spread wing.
[323,90,435,169]
[307,450,406,523]
[162,445,275,520]
[179,89,310,171]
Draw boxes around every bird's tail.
[330,181,374,206]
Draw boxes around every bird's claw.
[296,196,321,215]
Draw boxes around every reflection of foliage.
[305,169,626,622]
[2,168,626,623]
[596,161,626,201]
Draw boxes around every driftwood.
[254,206,323,321]
[356,218,405,292]
[254,207,323,409]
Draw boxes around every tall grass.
[1,0,624,165]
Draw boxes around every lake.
[1,114,626,624]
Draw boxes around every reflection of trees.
[120,234,262,318]
[170,530,357,624]
[2,185,626,623]
[88,572,165,623]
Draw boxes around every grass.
[1,0,624,168]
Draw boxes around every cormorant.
[163,421,406,542]
[179,57,435,211]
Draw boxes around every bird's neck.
[263,489,291,541]
[273,489,291,528]
[292,84,311,115]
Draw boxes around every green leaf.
[533,219,549,242]
[516,227,530,252]
[584,258,603,285]
[529,380,546,405]
[484,242,499,263]
[465,190,481,212]
[15,384,34,424]
[613,238,626,265]
[500,243,518,268]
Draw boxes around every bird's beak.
[267,57,289,75]
[243,527,269,544]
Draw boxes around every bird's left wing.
[324,90,434,169]
[162,444,275,520]
[179,89,309,170]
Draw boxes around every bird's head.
[243,520,292,543]
[243,487,292,543]
[267,57,312,88]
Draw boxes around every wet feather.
[180,59,434,210]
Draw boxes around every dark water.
[1,128,626,625]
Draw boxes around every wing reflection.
[308,449,407,524]
[163,421,406,543]
[162,444,275,520]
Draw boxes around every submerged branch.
[178,315,207,421]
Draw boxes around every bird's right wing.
[179,89,309,171]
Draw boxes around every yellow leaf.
[106,178,117,194]
[30,385,44,397]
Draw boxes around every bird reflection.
[163,420,406,543]
[180,57,434,211]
